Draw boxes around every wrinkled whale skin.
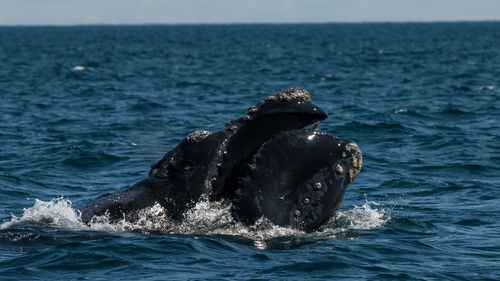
[79,88,362,232]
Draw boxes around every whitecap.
[479,85,497,91]
[71,66,86,71]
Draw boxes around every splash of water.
[0,198,83,230]
[338,201,390,230]
[1,197,390,246]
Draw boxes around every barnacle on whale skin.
[185,130,211,144]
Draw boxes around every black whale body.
[80,88,362,232]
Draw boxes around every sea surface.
[0,22,499,280]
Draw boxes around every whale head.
[232,129,363,232]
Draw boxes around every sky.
[0,0,499,25]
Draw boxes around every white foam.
[71,66,86,71]
[479,85,497,91]
[337,201,390,230]
[174,196,302,240]
[1,197,390,246]
[86,202,173,233]
[0,198,85,230]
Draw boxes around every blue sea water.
[0,22,499,280]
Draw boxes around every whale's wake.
[1,196,389,249]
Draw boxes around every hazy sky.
[1,0,499,25]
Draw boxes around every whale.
[80,88,362,232]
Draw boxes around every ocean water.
[0,22,499,280]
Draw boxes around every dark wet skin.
[233,129,362,232]
[80,88,362,232]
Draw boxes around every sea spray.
[1,196,389,246]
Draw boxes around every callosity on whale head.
[227,87,328,129]
[231,129,362,232]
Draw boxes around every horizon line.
[1,19,499,27]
